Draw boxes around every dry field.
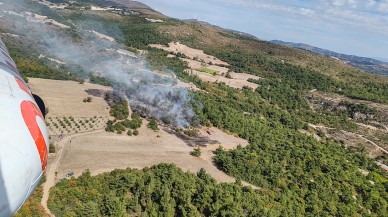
[190,70,260,89]
[57,124,249,184]
[28,78,253,186]
[150,42,228,66]
[150,42,261,89]
[29,78,113,137]
[28,78,112,118]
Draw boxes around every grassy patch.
[198,67,219,75]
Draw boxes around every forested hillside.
[49,164,282,216]
[1,0,386,216]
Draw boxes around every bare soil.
[150,42,229,66]
[57,124,249,184]
[191,70,259,89]
[28,78,112,118]
[150,42,261,89]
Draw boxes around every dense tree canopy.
[49,164,284,217]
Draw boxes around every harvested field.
[28,78,112,118]
[191,70,259,89]
[150,42,228,66]
[183,59,228,74]
[152,42,261,89]
[58,124,249,184]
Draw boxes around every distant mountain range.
[271,40,388,76]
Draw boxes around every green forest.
[49,164,282,217]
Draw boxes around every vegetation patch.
[190,147,201,157]
[198,67,219,75]
[109,99,129,120]
[106,113,143,135]
[147,118,159,132]
[49,143,56,153]
[89,75,112,86]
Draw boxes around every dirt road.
[41,130,104,216]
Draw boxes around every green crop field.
[198,67,219,75]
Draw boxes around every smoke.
[0,0,195,126]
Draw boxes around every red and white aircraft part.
[0,38,49,217]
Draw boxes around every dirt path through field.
[353,133,388,155]
[41,130,104,216]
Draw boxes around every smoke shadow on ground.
[163,128,219,147]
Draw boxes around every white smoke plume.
[0,0,196,126]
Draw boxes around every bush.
[127,130,133,136]
[114,123,125,134]
[184,129,199,137]
[109,99,129,120]
[147,118,159,132]
[133,129,139,136]
[190,148,201,157]
[83,97,92,103]
[49,143,56,153]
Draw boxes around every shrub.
[49,143,56,153]
[83,97,93,103]
[184,129,199,137]
[147,118,159,132]
[191,148,201,157]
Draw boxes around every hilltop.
[272,40,388,76]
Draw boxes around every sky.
[137,0,388,61]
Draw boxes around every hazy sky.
[137,0,388,61]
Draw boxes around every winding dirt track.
[309,123,388,155]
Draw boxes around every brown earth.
[57,125,249,183]
[150,42,229,66]
[28,78,112,118]
[150,42,261,89]
[190,69,260,89]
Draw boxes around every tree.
[80,201,100,216]
[101,193,126,217]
